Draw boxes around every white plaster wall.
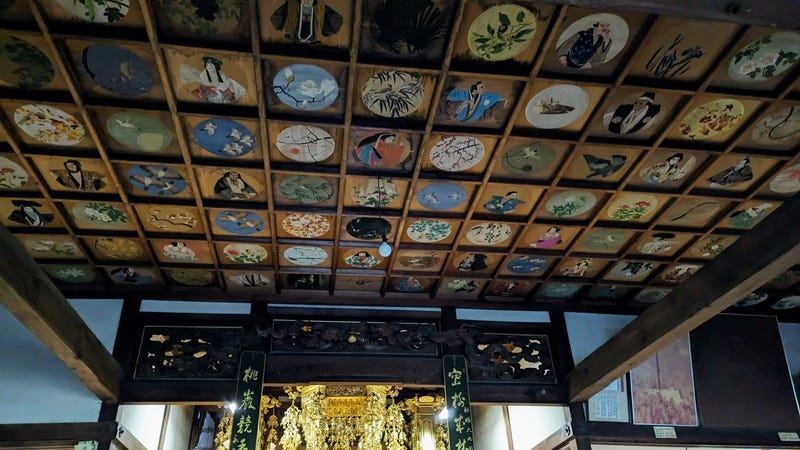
[507,405,568,450]
[0,298,122,424]
[565,313,635,365]
[117,404,166,450]
[472,405,509,450]
[160,405,194,450]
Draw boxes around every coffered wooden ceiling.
[0,0,798,315]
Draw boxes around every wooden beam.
[568,194,800,402]
[0,223,122,401]
[0,422,117,448]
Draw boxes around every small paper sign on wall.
[443,355,475,450]
[230,351,266,450]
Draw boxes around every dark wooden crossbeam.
[0,422,117,448]
[0,223,123,401]
[568,194,800,402]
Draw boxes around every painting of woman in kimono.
[530,226,562,249]
[179,56,247,104]
[706,157,753,188]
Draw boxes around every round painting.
[161,241,198,262]
[466,222,513,245]
[361,71,424,118]
[215,210,265,235]
[178,54,248,104]
[343,249,381,268]
[352,132,412,169]
[638,152,696,185]
[275,125,335,163]
[212,171,260,200]
[223,243,268,265]
[602,91,662,136]
[769,163,800,194]
[24,237,80,257]
[636,232,680,255]
[545,191,597,218]
[727,202,774,229]
[661,264,700,283]
[351,178,400,208]
[229,272,271,288]
[678,99,744,140]
[734,292,769,307]
[634,288,671,304]
[579,229,629,251]
[541,282,581,298]
[606,194,659,221]
[771,296,800,310]
[728,32,800,83]
[663,199,720,226]
[525,85,589,129]
[429,136,485,172]
[169,269,215,286]
[14,104,84,145]
[110,267,154,285]
[95,238,143,260]
[193,118,255,157]
[80,44,153,96]
[346,217,391,240]
[54,0,130,23]
[71,202,128,228]
[406,219,452,243]
[127,165,187,196]
[416,183,467,211]
[0,33,54,88]
[692,236,733,258]
[455,253,493,272]
[273,64,339,111]
[398,251,440,269]
[47,266,96,283]
[283,246,327,266]
[500,141,555,175]
[107,112,172,152]
[467,4,537,61]
[394,276,425,293]
[157,0,243,36]
[281,213,330,238]
[444,279,481,294]
[506,255,548,274]
[0,155,28,189]
[279,175,333,204]
[751,106,800,146]
[555,13,629,69]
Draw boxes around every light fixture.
[436,407,450,421]
[227,402,237,412]
[379,234,392,257]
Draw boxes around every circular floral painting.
[343,249,381,268]
[769,163,800,194]
[14,104,85,145]
[466,222,513,245]
[751,106,800,147]
[545,191,597,218]
[500,141,555,175]
[273,64,339,111]
[525,85,589,129]
[555,13,630,69]
[351,177,400,208]
[394,276,425,293]
[506,255,548,274]
[361,71,424,118]
[0,155,29,189]
[275,125,335,163]
[406,219,452,243]
[467,4,537,61]
[579,229,629,252]
[283,246,327,266]
[728,32,800,83]
[346,217,391,240]
[416,183,467,211]
[606,194,659,221]
[80,44,153,96]
[71,202,128,229]
[193,118,255,157]
[47,266,96,283]
[214,210,265,236]
[279,175,333,205]
[281,213,330,238]
[107,112,172,153]
[223,243,268,265]
[54,0,130,23]
[94,237,143,260]
[429,136,485,172]
[0,33,54,89]
[678,99,744,140]
[169,269,215,286]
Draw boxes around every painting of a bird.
[583,154,627,178]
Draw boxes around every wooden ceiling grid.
[0,0,797,315]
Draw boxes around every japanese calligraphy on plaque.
[443,355,474,450]
[231,351,266,450]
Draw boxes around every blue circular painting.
[80,44,153,96]
[193,118,255,157]
[395,276,425,293]
[215,210,265,236]
[507,256,548,274]
[127,165,186,196]
[416,183,467,211]
[273,64,339,111]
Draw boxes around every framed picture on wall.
[630,334,699,426]
[587,375,630,422]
